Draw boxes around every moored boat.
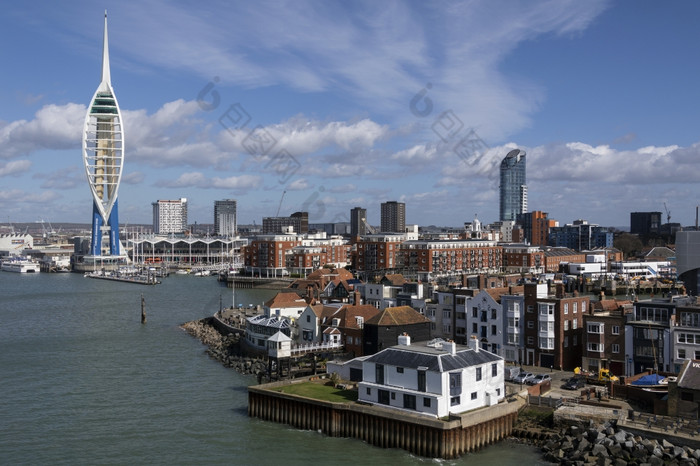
[1,258,41,273]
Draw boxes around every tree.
[614,233,643,259]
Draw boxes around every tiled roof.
[366,344,501,372]
[592,299,632,313]
[265,291,307,308]
[382,274,406,286]
[322,304,381,329]
[306,303,325,317]
[365,305,430,326]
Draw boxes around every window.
[476,367,482,381]
[491,309,497,320]
[472,307,477,317]
[451,396,460,406]
[527,336,534,345]
[612,344,620,353]
[423,397,431,407]
[396,367,404,373]
[492,363,498,377]
[306,315,310,322]
[564,336,569,347]
[472,323,478,333]
[403,394,416,410]
[582,301,586,314]
[573,302,578,314]
[418,370,426,392]
[366,387,371,395]
[471,392,477,400]
[573,319,578,329]
[496,388,501,396]
[588,323,604,334]
[612,325,620,335]
[375,364,384,384]
[527,321,534,329]
[391,392,396,400]
[587,343,604,353]
[527,305,534,313]
[378,389,390,405]
[564,303,569,315]
[678,349,687,359]
[573,335,578,345]
[449,372,462,396]
[696,350,700,359]
[564,320,569,331]
[491,325,497,335]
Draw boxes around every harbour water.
[0,272,548,465]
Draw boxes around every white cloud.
[0,160,31,176]
[158,171,261,190]
[0,103,84,158]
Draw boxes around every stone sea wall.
[181,318,267,376]
[541,422,700,465]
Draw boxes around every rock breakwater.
[181,318,267,376]
[542,422,700,465]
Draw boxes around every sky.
[1,0,700,230]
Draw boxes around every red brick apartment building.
[582,299,632,377]
[523,283,590,370]
[243,234,301,275]
[354,234,405,277]
[399,239,502,281]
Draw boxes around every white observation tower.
[82,12,124,258]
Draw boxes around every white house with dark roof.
[358,335,504,418]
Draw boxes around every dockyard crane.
[276,190,286,216]
[664,202,671,224]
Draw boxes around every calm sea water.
[0,272,548,465]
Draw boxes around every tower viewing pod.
[82,12,126,263]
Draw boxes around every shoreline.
[183,316,700,464]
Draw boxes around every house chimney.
[555,283,565,299]
[468,335,479,353]
[448,340,456,355]
[398,332,411,346]
[306,285,316,305]
[353,289,361,306]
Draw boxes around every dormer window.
[332,318,340,327]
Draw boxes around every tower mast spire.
[100,11,111,89]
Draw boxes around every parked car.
[513,372,534,384]
[562,376,586,390]
[528,374,552,385]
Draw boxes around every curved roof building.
[499,149,527,222]
[82,13,124,257]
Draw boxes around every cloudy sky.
[1,1,699,229]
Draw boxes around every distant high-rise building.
[517,211,558,246]
[152,198,188,234]
[214,199,237,236]
[380,201,406,233]
[500,149,527,222]
[548,219,612,251]
[630,212,661,237]
[350,207,367,238]
[262,211,309,234]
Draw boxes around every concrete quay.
[248,377,525,460]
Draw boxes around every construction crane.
[664,202,671,224]
[362,217,377,234]
[276,190,286,216]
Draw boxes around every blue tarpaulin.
[631,374,665,386]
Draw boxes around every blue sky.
[2,0,700,230]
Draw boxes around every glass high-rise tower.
[499,149,527,222]
[82,12,124,257]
